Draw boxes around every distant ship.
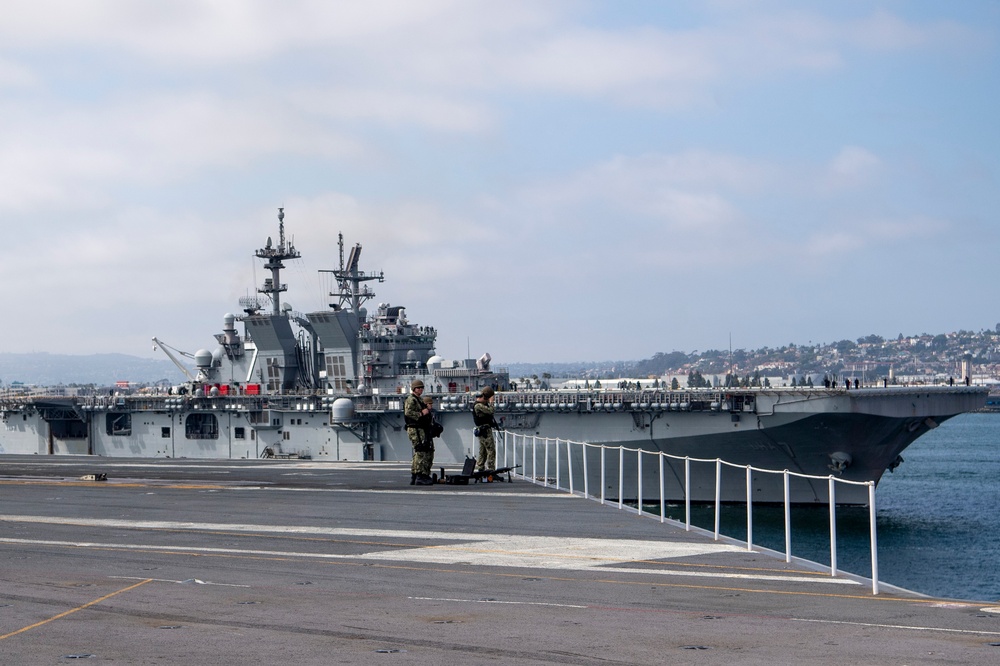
[0,209,986,504]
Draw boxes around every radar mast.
[321,233,384,315]
[254,208,300,316]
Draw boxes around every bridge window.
[266,357,282,392]
[326,354,348,391]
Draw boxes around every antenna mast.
[254,207,301,315]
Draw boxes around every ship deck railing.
[498,430,883,595]
[0,383,986,415]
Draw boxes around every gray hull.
[0,385,986,504]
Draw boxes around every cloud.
[518,151,771,229]
[801,214,949,260]
[822,146,882,191]
[2,3,970,110]
[849,9,977,52]
[803,231,864,257]
[500,27,717,105]
[0,3,971,218]
[289,88,495,133]
[0,92,365,212]
[0,57,36,88]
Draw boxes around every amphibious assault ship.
[0,210,987,503]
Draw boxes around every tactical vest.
[472,403,493,428]
[404,395,425,429]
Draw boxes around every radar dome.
[427,355,444,366]
[331,398,355,422]
[194,349,213,368]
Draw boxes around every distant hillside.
[0,353,185,387]
[503,361,633,380]
[4,323,997,388]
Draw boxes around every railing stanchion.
[521,435,526,480]
[618,447,624,511]
[685,457,691,531]
[555,437,561,490]
[829,476,838,577]
[746,465,753,551]
[783,471,792,563]
[659,453,665,523]
[532,435,537,483]
[600,446,606,505]
[567,439,574,495]
[544,437,550,487]
[582,442,589,499]
[508,432,514,474]
[714,459,721,540]
[869,482,880,595]
[637,449,643,517]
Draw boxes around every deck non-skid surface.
[0,456,999,665]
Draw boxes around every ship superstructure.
[0,210,987,504]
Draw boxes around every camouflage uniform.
[404,391,433,478]
[473,399,496,472]
[417,397,438,470]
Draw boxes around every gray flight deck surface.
[1,457,999,665]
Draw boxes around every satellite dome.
[194,349,213,368]
[331,398,355,423]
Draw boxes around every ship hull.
[0,386,986,504]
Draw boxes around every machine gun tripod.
[440,457,520,485]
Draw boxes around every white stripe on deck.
[0,514,857,586]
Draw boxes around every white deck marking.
[110,576,251,588]
[791,617,1000,637]
[409,596,587,608]
[0,514,857,586]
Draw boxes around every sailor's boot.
[410,473,416,485]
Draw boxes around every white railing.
[499,431,881,595]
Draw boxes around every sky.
[1,1,998,364]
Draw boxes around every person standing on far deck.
[405,380,433,485]
[418,395,442,477]
[473,387,497,472]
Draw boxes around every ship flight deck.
[1,456,999,665]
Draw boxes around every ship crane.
[151,337,198,382]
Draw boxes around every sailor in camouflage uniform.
[404,379,434,485]
[418,395,438,473]
[473,386,497,472]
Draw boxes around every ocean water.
[654,412,1000,602]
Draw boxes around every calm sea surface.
[653,412,1000,602]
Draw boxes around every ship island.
[0,210,987,504]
